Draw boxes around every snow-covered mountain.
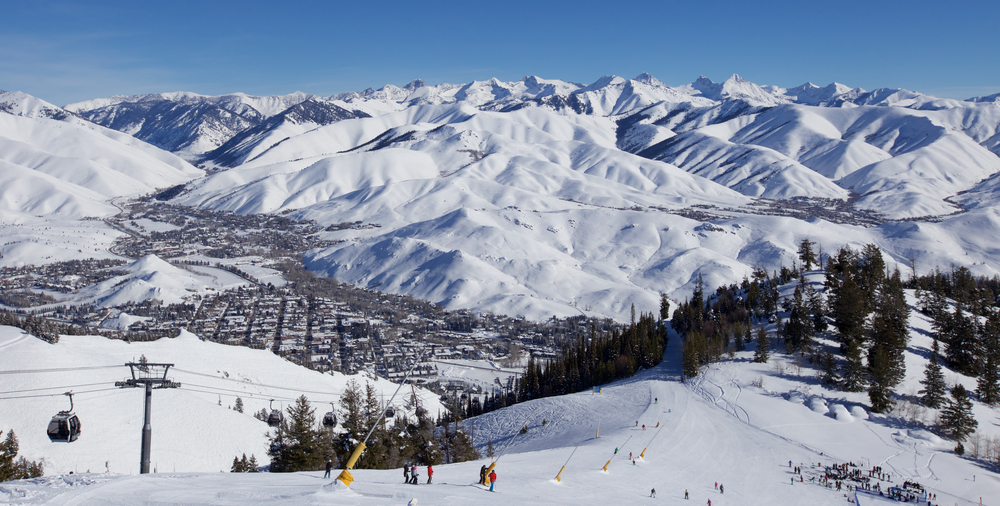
[64,91,317,160]
[6,74,1000,321]
[0,93,202,218]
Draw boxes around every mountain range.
[4,72,1000,320]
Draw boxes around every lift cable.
[0,387,120,401]
[0,365,122,375]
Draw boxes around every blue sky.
[2,0,997,106]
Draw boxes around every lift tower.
[116,360,180,474]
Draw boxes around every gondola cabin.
[322,411,337,428]
[47,412,81,442]
[385,406,395,419]
[267,409,284,427]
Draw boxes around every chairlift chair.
[47,392,81,443]
[322,402,337,428]
[267,399,284,427]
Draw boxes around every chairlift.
[322,402,337,428]
[385,405,395,419]
[267,399,284,427]
[47,392,81,443]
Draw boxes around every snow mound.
[850,405,869,419]
[829,403,854,422]
[806,397,829,414]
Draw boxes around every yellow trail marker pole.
[337,352,426,486]
[596,420,600,438]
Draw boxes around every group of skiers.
[402,464,433,485]
[479,465,498,492]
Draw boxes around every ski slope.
[3,285,998,505]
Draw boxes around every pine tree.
[919,338,947,409]
[867,270,909,413]
[231,456,243,473]
[798,239,817,271]
[976,311,1000,405]
[267,395,324,473]
[753,326,770,363]
[783,278,815,355]
[0,430,44,482]
[945,304,979,376]
[234,397,244,413]
[939,384,978,445]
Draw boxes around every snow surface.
[0,326,445,478]
[3,284,998,505]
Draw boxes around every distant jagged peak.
[784,81,865,105]
[679,74,787,106]
[632,72,668,88]
[404,79,427,91]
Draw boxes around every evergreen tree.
[268,395,324,473]
[798,239,817,271]
[919,338,947,409]
[867,270,909,412]
[231,456,243,473]
[938,384,978,445]
[0,430,44,482]
[945,304,979,376]
[234,397,244,414]
[659,293,671,322]
[753,326,770,363]
[819,350,838,384]
[976,311,1000,405]
[783,278,815,354]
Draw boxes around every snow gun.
[603,435,631,472]
[338,352,426,486]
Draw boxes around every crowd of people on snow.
[787,459,938,505]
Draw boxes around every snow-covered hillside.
[0,326,445,476]
[0,95,202,219]
[3,280,998,505]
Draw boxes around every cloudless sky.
[1,0,997,106]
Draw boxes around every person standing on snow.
[404,465,410,483]
[719,484,724,494]
[411,466,419,484]
[480,465,487,484]
[650,488,656,498]
[489,469,497,492]
[427,465,433,484]
[324,460,332,479]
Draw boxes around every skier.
[642,424,646,431]
[636,421,639,427]
[633,459,636,465]
[411,466,419,484]
[324,459,332,479]
[791,477,794,485]
[489,469,497,492]
[650,488,656,498]
[427,464,433,484]
[719,484,724,494]
[615,448,618,455]
[707,499,711,506]
[630,452,633,460]
[684,489,689,499]
[789,460,792,467]
[404,465,410,483]
[714,482,718,490]
[480,465,487,484]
